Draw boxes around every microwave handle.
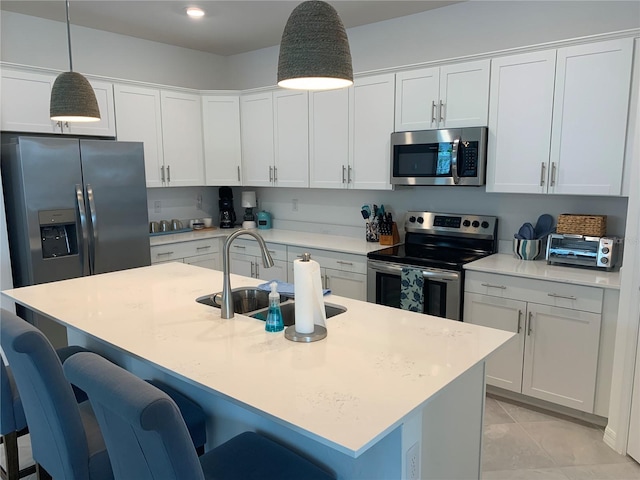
[451,136,461,185]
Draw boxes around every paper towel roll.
[293,258,327,334]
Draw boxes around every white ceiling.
[0,1,462,56]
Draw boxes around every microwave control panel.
[460,141,479,177]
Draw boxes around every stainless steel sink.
[250,302,346,327]
[196,287,290,315]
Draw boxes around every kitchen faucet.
[221,229,274,319]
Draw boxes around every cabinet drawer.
[287,246,367,274]
[465,271,603,313]
[150,238,219,263]
[229,239,287,260]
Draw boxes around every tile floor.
[483,394,640,480]
[3,394,640,479]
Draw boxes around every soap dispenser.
[265,282,284,332]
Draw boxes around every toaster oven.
[546,234,622,270]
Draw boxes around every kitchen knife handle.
[237,166,241,182]
[550,162,556,187]
[540,163,546,187]
[517,310,523,333]
[161,166,165,183]
[348,165,353,183]
[431,101,437,123]
[75,184,90,276]
[342,165,346,184]
[439,100,445,122]
[527,312,533,336]
[167,165,171,183]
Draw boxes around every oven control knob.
[417,217,424,224]
[602,247,610,254]
[601,257,609,264]
[409,216,416,223]
[481,221,490,229]
[463,220,471,227]
[472,220,480,228]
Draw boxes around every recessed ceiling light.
[186,7,205,18]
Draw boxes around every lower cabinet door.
[229,253,255,277]
[324,269,367,301]
[258,259,288,282]
[522,303,601,413]
[184,254,219,270]
[464,293,526,393]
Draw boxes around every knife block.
[379,222,399,245]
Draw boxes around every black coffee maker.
[218,186,236,229]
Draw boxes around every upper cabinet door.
[114,84,165,187]
[309,88,350,189]
[202,95,242,186]
[439,60,490,128]
[486,50,557,194]
[160,90,205,187]
[350,73,395,190]
[273,90,309,188]
[240,92,275,187]
[395,67,439,131]
[67,80,116,137]
[549,38,633,196]
[1,69,59,133]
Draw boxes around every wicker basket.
[556,214,606,236]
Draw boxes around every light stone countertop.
[149,228,387,256]
[465,253,621,290]
[2,262,512,457]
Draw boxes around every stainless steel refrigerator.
[1,135,151,345]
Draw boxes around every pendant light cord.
[65,0,73,71]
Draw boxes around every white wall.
[0,11,231,89]
[227,1,640,89]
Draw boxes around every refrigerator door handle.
[86,184,98,274]
[75,184,91,276]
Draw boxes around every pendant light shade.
[50,0,100,122]
[277,1,353,90]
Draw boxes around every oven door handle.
[368,262,459,281]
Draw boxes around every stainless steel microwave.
[390,127,488,186]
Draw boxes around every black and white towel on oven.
[400,267,424,312]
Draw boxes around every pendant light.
[50,0,100,122]
[277,0,353,90]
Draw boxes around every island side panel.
[421,361,485,480]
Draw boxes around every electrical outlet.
[406,441,420,480]
[292,198,298,212]
[154,200,161,213]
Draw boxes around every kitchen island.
[2,262,513,479]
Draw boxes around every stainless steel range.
[367,211,498,321]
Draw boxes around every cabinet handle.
[547,293,577,300]
[64,121,70,129]
[196,246,211,251]
[527,312,533,336]
[274,166,278,182]
[237,166,241,182]
[550,162,557,187]
[439,100,445,122]
[233,245,246,249]
[325,275,330,289]
[431,101,437,123]
[250,261,255,278]
[167,165,171,183]
[157,251,174,256]
[342,165,346,184]
[161,166,165,183]
[540,163,546,187]
[481,283,506,289]
[255,263,260,278]
[336,261,353,266]
[348,165,353,183]
[517,310,523,333]
[269,166,273,182]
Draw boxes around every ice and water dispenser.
[38,209,78,258]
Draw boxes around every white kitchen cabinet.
[464,271,603,413]
[287,246,367,301]
[309,88,350,189]
[114,84,165,187]
[240,90,309,188]
[228,239,288,281]
[202,95,242,186]
[150,237,221,270]
[160,90,205,186]
[487,38,633,196]
[394,60,490,131]
[1,68,115,136]
[350,73,395,190]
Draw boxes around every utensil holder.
[365,222,379,242]
[379,223,400,245]
[513,238,542,260]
